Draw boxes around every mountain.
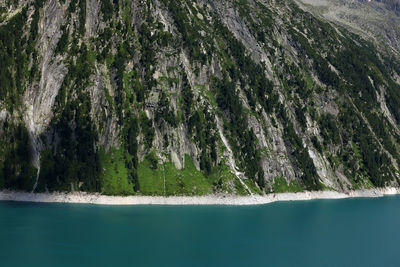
[0,0,399,195]
[296,0,400,53]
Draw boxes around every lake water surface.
[1,196,399,266]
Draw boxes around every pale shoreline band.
[0,187,399,206]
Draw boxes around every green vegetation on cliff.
[0,0,399,195]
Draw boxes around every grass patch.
[137,159,165,195]
[137,155,249,196]
[164,155,212,196]
[244,179,263,195]
[304,72,314,89]
[233,178,248,195]
[319,182,336,191]
[99,147,134,195]
[132,153,256,196]
[205,90,218,108]
[350,142,374,188]
[352,142,364,168]
[272,176,303,193]
[207,162,238,194]
[138,154,214,196]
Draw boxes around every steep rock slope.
[0,0,399,195]
[296,0,400,53]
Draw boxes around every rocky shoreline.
[0,188,399,206]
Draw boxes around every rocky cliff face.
[296,0,400,53]
[0,0,399,195]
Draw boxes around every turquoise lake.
[1,196,400,266]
